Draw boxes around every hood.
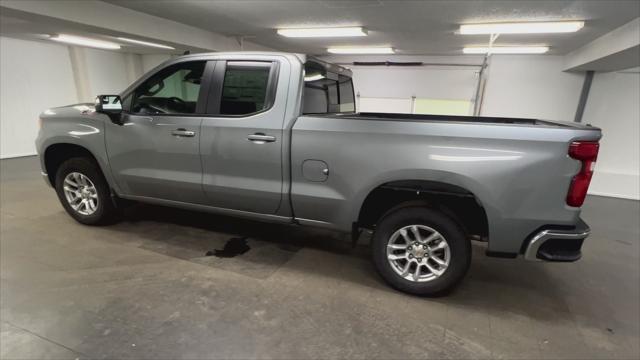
[40,103,95,119]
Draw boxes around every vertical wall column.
[574,70,595,123]
[68,47,144,102]
[124,53,143,86]
[473,55,491,116]
[67,46,92,103]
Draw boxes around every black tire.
[372,207,471,296]
[54,157,117,225]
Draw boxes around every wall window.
[220,63,271,115]
[357,97,472,116]
[131,61,206,115]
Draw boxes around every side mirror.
[95,95,123,124]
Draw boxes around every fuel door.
[302,160,329,182]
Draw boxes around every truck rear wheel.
[372,207,471,296]
[54,157,116,225]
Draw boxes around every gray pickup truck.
[36,52,601,295]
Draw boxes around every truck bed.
[291,111,601,253]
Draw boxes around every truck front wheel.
[54,157,117,225]
[372,207,471,296]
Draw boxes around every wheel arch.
[356,179,489,240]
[44,143,108,188]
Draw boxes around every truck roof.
[179,51,304,62]
[176,51,352,77]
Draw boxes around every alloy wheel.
[62,172,99,216]
[386,224,451,282]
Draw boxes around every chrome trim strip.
[524,228,590,261]
[295,217,334,228]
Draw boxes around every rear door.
[199,60,285,213]
[105,60,214,204]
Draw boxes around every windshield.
[302,61,355,114]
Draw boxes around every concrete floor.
[1,156,638,359]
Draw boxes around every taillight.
[566,141,599,207]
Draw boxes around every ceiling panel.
[105,0,640,55]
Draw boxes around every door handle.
[247,133,276,144]
[172,128,196,137]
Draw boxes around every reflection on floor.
[1,156,639,359]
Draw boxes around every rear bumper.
[523,218,590,262]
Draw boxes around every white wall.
[480,55,584,121]
[0,37,78,158]
[84,48,136,97]
[358,97,413,113]
[321,54,586,122]
[141,54,174,74]
[351,66,478,100]
[583,71,640,199]
[322,54,585,120]
[68,48,146,102]
[320,54,482,103]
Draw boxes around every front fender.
[36,107,120,194]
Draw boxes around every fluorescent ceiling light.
[460,21,584,34]
[50,34,120,50]
[117,37,175,49]
[463,46,549,54]
[304,74,325,82]
[327,47,395,54]
[277,26,367,38]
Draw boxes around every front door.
[199,60,285,214]
[105,60,211,204]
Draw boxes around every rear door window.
[220,62,273,115]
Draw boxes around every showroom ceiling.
[105,0,640,55]
[0,9,180,54]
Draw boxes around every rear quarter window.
[303,61,355,115]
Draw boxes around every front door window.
[131,61,206,115]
